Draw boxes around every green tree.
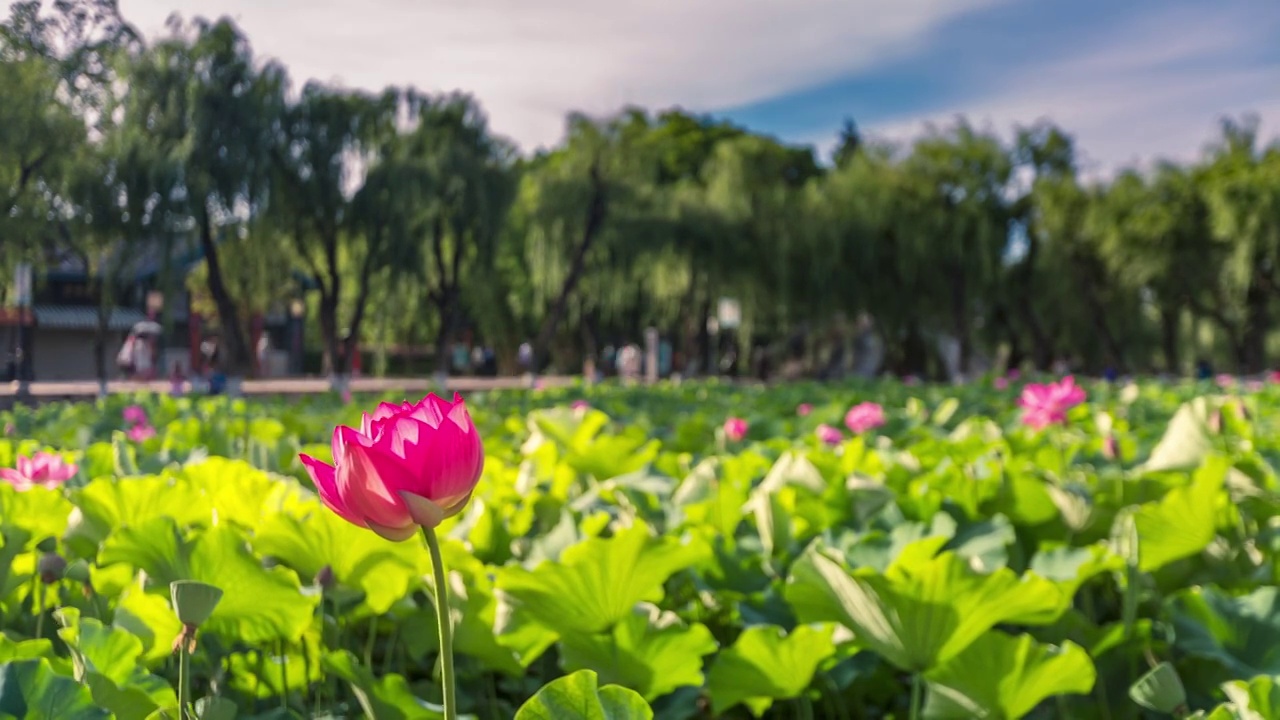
[270,82,398,381]
[1198,116,1280,372]
[350,91,516,375]
[119,16,287,378]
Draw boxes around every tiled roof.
[33,305,149,332]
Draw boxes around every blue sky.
[119,0,1280,173]
[725,0,1280,173]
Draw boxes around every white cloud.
[856,4,1280,174]
[117,0,1010,149]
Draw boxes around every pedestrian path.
[0,375,576,398]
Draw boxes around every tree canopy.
[4,2,1279,378]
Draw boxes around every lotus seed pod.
[63,559,92,585]
[170,580,224,627]
[1129,662,1186,715]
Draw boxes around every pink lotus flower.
[1269,371,1280,385]
[1102,434,1119,460]
[1017,375,1086,430]
[122,405,148,426]
[815,424,843,446]
[571,400,590,411]
[1,451,78,491]
[126,424,157,442]
[1216,374,1237,389]
[298,393,484,541]
[796,403,813,417]
[341,388,353,405]
[994,376,1009,390]
[723,417,748,442]
[1246,380,1264,393]
[844,402,885,434]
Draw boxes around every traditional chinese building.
[1,239,309,382]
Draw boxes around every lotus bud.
[1102,434,1119,460]
[315,564,336,591]
[38,552,66,584]
[723,417,748,442]
[1209,408,1223,434]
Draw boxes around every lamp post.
[289,298,305,376]
[14,263,32,400]
[145,291,164,381]
[644,327,659,385]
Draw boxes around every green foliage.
[515,669,652,720]
[0,378,1275,717]
[5,0,1278,376]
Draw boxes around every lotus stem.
[32,576,44,638]
[423,525,457,720]
[909,673,923,720]
[178,644,191,719]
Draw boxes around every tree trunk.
[197,212,250,377]
[1186,294,1246,373]
[94,286,110,397]
[432,290,457,376]
[1241,276,1270,374]
[1015,304,1052,370]
[991,303,1023,371]
[533,162,607,371]
[318,288,344,387]
[903,322,928,377]
[83,249,112,395]
[950,264,970,376]
[1159,304,1180,374]
[345,262,375,374]
[696,292,713,376]
[1081,282,1125,372]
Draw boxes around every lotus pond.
[0,378,1276,719]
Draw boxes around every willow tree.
[68,121,183,389]
[702,133,820,348]
[551,111,723,358]
[2,0,134,263]
[511,111,669,370]
[1199,117,1280,372]
[803,142,894,373]
[1089,165,1214,372]
[270,82,398,382]
[0,40,84,266]
[119,16,287,378]
[892,122,1013,375]
[353,92,516,375]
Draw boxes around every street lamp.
[289,298,305,376]
[14,263,32,399]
